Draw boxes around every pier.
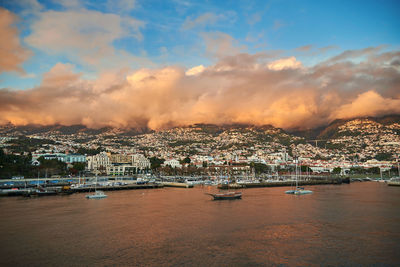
[70,183,164,193]
[219,177,350,189]
[162,182,193,188]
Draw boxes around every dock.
[162,182,193,188]
[0,183,164,197]
[71,183,164,193]
[218,177,349,189]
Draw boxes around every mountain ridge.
[1,114,399,139]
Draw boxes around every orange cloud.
[0,48,399,130]
[0,8,31,73]
[267,56,302,71]
[333,91,400,119]
[25,8,144,65]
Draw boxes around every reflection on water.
[0,183,399,266]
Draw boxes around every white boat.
[285,159,313,195]
[86,174,107,199]
[86,190,107,199]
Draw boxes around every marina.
[0,182,399,266]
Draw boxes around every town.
[0,116,399,180]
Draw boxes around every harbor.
[1,182,399,266]
[0,174,384,197]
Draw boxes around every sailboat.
[86,174,107,199]
[285,159,313,195]
[207,168,242,200]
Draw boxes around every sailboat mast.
[397,158,400,177]
[295,158,298,188]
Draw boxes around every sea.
[0,182,399,266]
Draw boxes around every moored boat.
[86,190,107,199]
[285,159,313,195]
[207,191,242,200]
[86,174,108,199]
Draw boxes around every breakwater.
[0,183,164,197]
[162,182,193,188]
[70,183,164,193]
[219,177,350,189]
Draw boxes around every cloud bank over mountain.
[1,46,399,130]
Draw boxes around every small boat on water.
[285,159,313,195]
[24,186,57,197]
[86,174,108,199]
[285,187,313,195]
[86,190,107,199]
[207,191,242,200]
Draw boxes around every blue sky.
[1,0,399,89]
[0,0,400,129]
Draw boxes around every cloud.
[25,8,144,65]
[56,0,82,9]
[267,57,302,71]
[201,32,246,59]
[328,46,385,63]
[182,12,235,30]
[332,91,400,119]
[106,0,136,14]
[0,47,399,130]
[182,12,220,30]
[318,45,339,54]
[272,20,285,30]
[295,45,312,52]
[185,65,205,76]
[247,12,261,25]
[12,0,43,15]
[0,8,31,74]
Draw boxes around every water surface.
[1,182,399,266]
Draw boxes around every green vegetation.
[337,130,362,137]
[149,157,165,170]
[169,140,196,147]
[349,166,381,175]
[332,167,342,174]
[0,149,86,178]
[6,136,55,153]
[37,157,67,176]
[301,165,313,173]
[182,157,191,164]
[375,153,392,161]
[77,147,103,155]
[0,150,34,179]
[325,143,345,150]
[250,162,270,174]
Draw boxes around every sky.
[0,0,399,130]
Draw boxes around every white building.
[163,159,182,168]
[87,152,111,173]
[106,164,136,176]
[132,154,151,170]
[65,154,86,164]
[31,153,85,164]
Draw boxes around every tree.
[202,161,208,168]
[149,157,165,170]
[38,157,67,176]
[332,167,342,174]
[73,162,86,171]
[77,147,103,155]
[183,157,191,164]
[250,162,270,174]
[368,167,380,174]
[0,149,35,178]
[350,167,366,174]
[375,153,392,161]
[301,165,313,173]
